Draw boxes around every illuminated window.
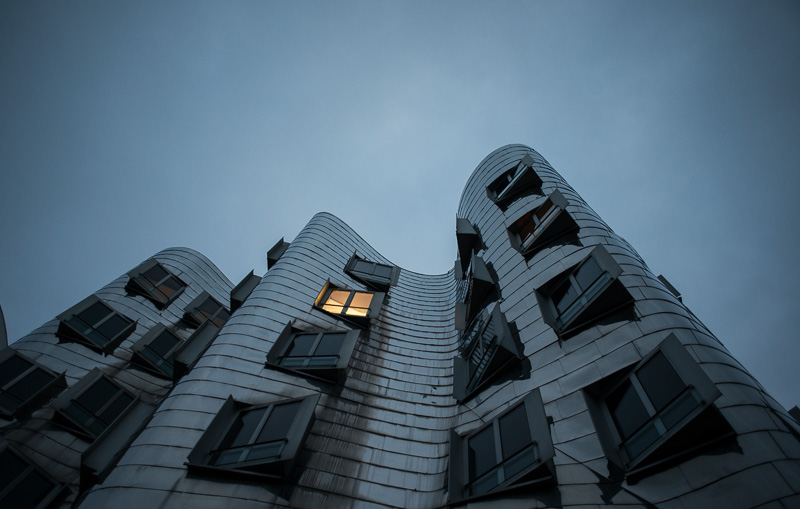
[485,154,543,208]
[266,322,360,383]
[130,324,182,379]
[0,349,65,419]
[507,190,577,257]
[314,281,384,324]
[0,442,64,508]
[184,292,230,328]
[56,296,135,355]
[344,253,399,291]
[187,393,320,481]
[449,390,555,502]
[126,259,186,309]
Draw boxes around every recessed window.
[344,253,399,291]
[485,154,543,208]
[0,349,65,419]
[184,292,230,329]
[507,190,577,257]
[129,324,182,379]
[314,281,384,324]
[449,390,555,502]
[126,259,186,309]
[536,246,633,338]
[584,334,731,475]
[56,296,135,355]
[266,322,360,383]
[51,368,136,441]
[0,442,64,508]
[186,393,320,481]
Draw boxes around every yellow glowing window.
[319,287,375,318]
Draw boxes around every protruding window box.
[314,281,384,327]
[173,320,222,382]
[267,238,291,269]
[230,270,261,313]
[507,190,578,258]
[449,389,555,503]
[536,245,633,338]
[0,349,66,419]
[486,154,543,209]
[453,304,523,402]
[455,253,497,329]
[0,441,69,508]
[266,322,360,384]
[56,296,136,355]
[183,292,230,329]
[125,259,186,309]
[584,334,732,477]
[344,253,399,292]
[186,393,320,482]
[456,218,480,276]
[129,324,183,380]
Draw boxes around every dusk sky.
[1,1,798,409]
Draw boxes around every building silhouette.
[2,144,799,508]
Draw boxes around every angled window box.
[51,368,137,442]
[457,253,497,327]
[56,296,136,355]
[183,292,230,329]
[536,245,633,338]
[344,253,400,292]
[507,190,578,257]
[0,441,68,508]
[584,334,732,476]
[173,320,222,382]
[267,238,291,269]
[456,218,480,276]
[230,270,261,313]
[449,389,555,502]
[314,281,384,326]
[125,259,186,309]
[453,304,524,402]
[486,154,543,208]
[0,349,66,419]
[186,393,320,482]
[129,323,183,380]
[266,322,360,384]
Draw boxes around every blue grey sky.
[1,1,798,408]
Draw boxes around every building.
[2,144,799,508]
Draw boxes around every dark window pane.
[373,265,393,278]
[552,280,579,314]
[211,308,230,328]
[220,407,267,449]
[285,334,317,357]
[574,257,603,292]
[314,333,345,357]
[534,199,554,222]
[353,260,374,273]
[76,378,119,415]
[6,368,53,403]
[0,449,26,491]
[149,330,180,357]
[468,426,497,481]
[76,301,112,326]
[638,351,685,413]
[198,298,220,317]
[98,393,134,426]
[143,264,169,285]
[158,276,183,299]
[95,314,129,340]
[607,381,650,440]
[0,356,32,387]
[2,468,53,508]
[256,401,301,444]
[499,404,532,461]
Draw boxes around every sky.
[1,1,798,409]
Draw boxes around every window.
[51,368,137,441]
[125,259,186,309]
[0,442,64,508]
[344,253,399,291]
[56,296,136,355]
[266,322,360,383]
[485,154,543,208]
[130,324,182,379]
[314,281,384,324]
[0,349,66,419]
[449,390,555,502]
[453,304,524,402]
[536,246,633,338]
[173,321,223,382]
[584,334,731,475]
[507,190,578,257]
[183,291,230,328]
[186,393,320,481]
[456,253,497,327]
[456,218,480,276]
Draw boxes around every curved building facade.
[2,145,798,508]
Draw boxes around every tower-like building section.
[2,145,799,508]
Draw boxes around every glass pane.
[95,314,129,340]
[0,449,26,490]
[347,292,373,315]
[198,298,220,318]
[211,309,230,328]
[245,440,285,462]
[322,304,344,315]
[148,330,180,357]
[220,407,268,449]
[6,368,53,403]
[607,381,650,440]
[659,389,700,430]
[513,213,537,246]
[534,199,554,222]
[63,402,95,430]
[468,426,497,481]
[373,264,393,278]
[315,333,345,357]
[503,443,538,482]
[143,264,169,285]
[212,448,244,466]
[0,356,32,387]
[499,404,532,461]
[76,378,120,415]
[623,421,662,460]
[326,290,351,307]
[285,334,317,357]
[3,468,53,508]
[158,276,183,300]
[99,393,134,426]
[353,260,374,273]
[637,351,685,413]
[256,401,301,444]
[552,280,579,315]
[76,301,112,327]
[574,257,603,292]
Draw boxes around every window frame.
[56,295,136,355]
[0,441,66,509]
[0,348,66,419]
[449,389,555,503]
[129,323,183,380]
[344,253,400,292]
[506,190,578,257]
[314,280,385,325]
[456,218,481,276]
[183,291,230,329]
[125,258,186,309]
[266,321,360,384]
[186,393,320,482]
[485,154,543,208]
